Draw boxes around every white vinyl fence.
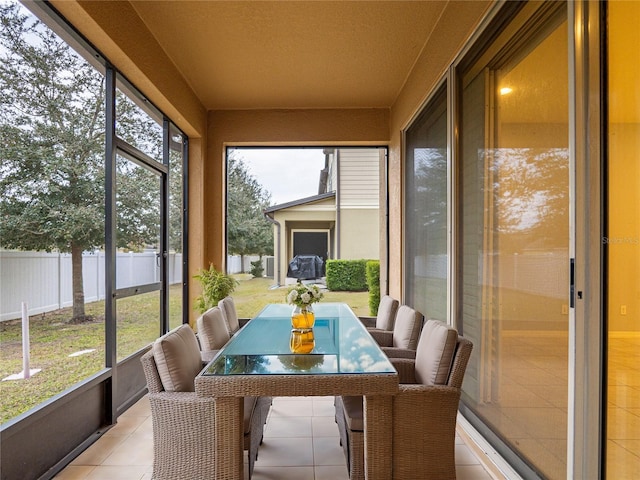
[0,251,182,322]
[226,255,273,276]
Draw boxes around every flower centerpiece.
[286,282,323,329]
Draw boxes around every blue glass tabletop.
[202,303,396,376]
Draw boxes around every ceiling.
[128,1,448,111]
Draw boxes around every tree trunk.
[71,242,86,322]
[240,254,245,273]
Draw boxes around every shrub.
[193,264,238,313]
[250,259,264,277]
[366,260,381,315]
[325,259,370,291]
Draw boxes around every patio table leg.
[214,396,244,480]
[363,394,393,480]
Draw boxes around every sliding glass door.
[457,4,570,479]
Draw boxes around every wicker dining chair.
[335,320,473,480]
[141,324,270,479]
[218,296,250,334]
[368,304,423,358]
[359,295,399,331]
[196,305,231,363]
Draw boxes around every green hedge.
[325,259,370,291]
[366,260,381,316]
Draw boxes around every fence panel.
[0,251,182,321]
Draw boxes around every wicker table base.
[195,373,398,480]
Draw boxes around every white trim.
[457,413,523,480]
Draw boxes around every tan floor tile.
[312,398,336,416]
[608,407,640,440]
[311,415,340,437]
[104,415,147,437]
[314,465,350,480]
[312,436,345,466]
[609,385,640,409]
[84,465,147,480]
[456,464,496,480]
[607,439,640,480]
[269,398,314,417]
[70,436,127,466]
[264,414,312,438]
[53,465,95,479]
[251,466,315,479]
[120,397,150,417]
[101,434,154,466]
[254,436,313,466]
[131,416,153,439]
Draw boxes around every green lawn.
[0,276,370,424]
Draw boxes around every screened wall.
[0,2,188,478]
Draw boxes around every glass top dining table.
[195,302,398,480]
[201,302,397,376]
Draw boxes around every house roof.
[264,192,336,214]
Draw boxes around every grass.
[0,276,371,424]
[229,274,370,318]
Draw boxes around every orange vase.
[289,328,315,354]
[291,305,315,329]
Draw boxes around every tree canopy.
[0,3,169,321]
[226,152,273,264]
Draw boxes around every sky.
[231,148,326,206]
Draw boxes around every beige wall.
[608,123,640,331]
[340,209,379,260]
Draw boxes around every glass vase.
[291,305,315,329]
[289,328,315,354]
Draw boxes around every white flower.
[287,290,298,303]
[286,283,324,307]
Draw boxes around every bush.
[366,260,380,315]
[325,259,370,291]
[193,264,238,313]
[250,259,264,277]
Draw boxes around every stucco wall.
[340,209,379,261]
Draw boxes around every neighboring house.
[264,148,383,285]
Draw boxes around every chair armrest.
[389,358,418,383]
[359,316,377,328]
[393,385,462,437]
[369,329,393,346]
[391,385,462,478]
[148,391,217,429]
[381,347,416,359]
[200,349,220,365]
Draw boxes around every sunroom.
[1,1,638,479]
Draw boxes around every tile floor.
[54,396,498,480]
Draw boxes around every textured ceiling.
[129,1,447,110]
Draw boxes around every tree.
[0,4,105,322]
[0,4,161,322]
[226,152,273,272]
